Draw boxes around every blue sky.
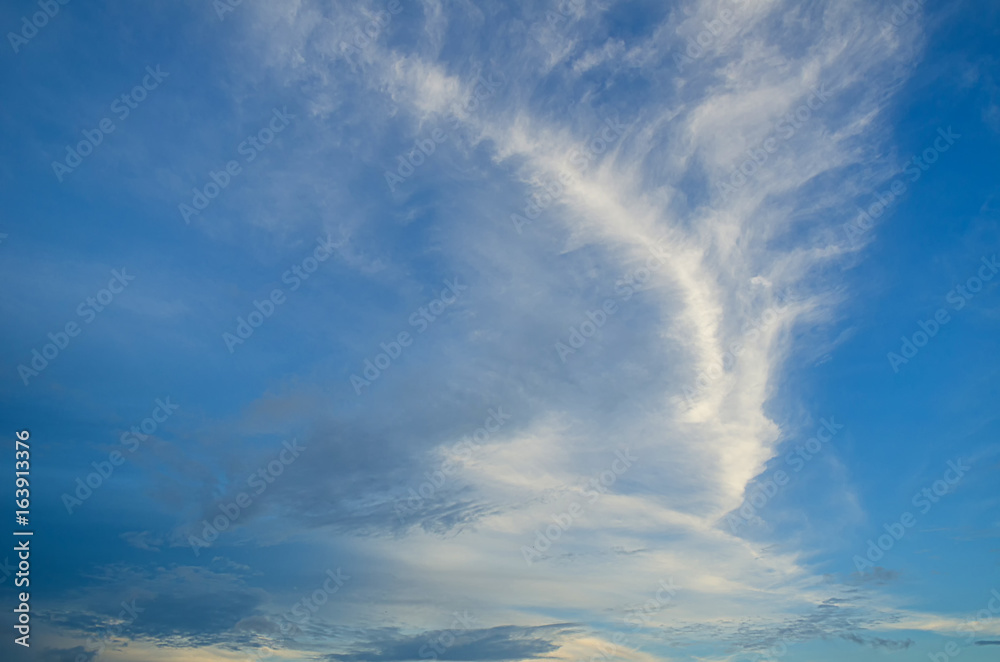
[0,0,998,660]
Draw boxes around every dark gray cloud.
[840,633,913,649]
[849,567,899,585]
[325,624,578,662]
[42,564,270,652]
[126,589,264,646]
[37,647,97,662]
[163,406,528,546]
[656,596,908,655]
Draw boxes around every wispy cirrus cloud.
[8,1,997,661]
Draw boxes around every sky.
[0,0,998,661]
